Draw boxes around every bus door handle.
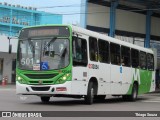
[111,81,114,83]
[152,80,155,82]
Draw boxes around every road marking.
[142,100,160,103]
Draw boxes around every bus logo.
[39,80,42,84]
[88,64,99,69]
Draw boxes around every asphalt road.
[0,85,160,119]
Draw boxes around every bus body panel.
[110,65,132,95]
[121,66,132,93]
[16,81,72,95]
[96,63,111,95]
[71,67,88,95]
[150,71,156,92]
[87,61,111,95]
[110,65,131,94]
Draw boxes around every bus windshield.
[17,38,69,70]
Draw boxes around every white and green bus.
[16,25,156,104]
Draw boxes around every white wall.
[0,35,18,83]
[116,9,146,34]
[151,16,160,36]
[87,3,160,37]
[0,35,18,53]
[0,52,16,83]
[87,3,110,28]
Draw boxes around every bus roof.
[20,24,153,54]
[71,25,153,54]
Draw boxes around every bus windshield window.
[72,37,87,66]
[42,38,69,69]
[17,38,69,70]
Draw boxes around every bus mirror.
[9,44,12,54]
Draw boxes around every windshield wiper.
[44,37,57,50]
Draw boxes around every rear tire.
[85,82,94,105]
[41,96,50,103]
[122,83,138,101]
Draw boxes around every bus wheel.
[130,83,138,101]
[41,96,50,103]
[85,82,94,105]
[123,83,138,101]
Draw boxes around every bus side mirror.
[9,44,12,54]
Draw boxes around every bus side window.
[147,53,154,71]
[72,36,88,66]
[140,51,147,70]
[131,49,139,68]
[89,37,98,62]
[121,46,131,67]
[110,43,120,65]
[98,39,110,63]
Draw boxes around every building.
[0,2,62,83]
[80,0,160,68]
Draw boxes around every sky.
[0,0,82,25]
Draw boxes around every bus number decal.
[21,58,33,65]
[88,64,99,69]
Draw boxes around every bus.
[16,25,156,104]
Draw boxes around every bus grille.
[29,81,53,84]
[25,74,57,79]
[31,86,50,91]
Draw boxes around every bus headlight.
[17,76,22,81]
[62,76,67,80]
[16,75,27,84]
[56,74,71,84]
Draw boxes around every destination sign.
[19,26,70,39]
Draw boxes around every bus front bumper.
[16,81,72,96]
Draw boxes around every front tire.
[85,82,94,105]
[41,96,50,103]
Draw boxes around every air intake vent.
[31,86,50,91]
[29,80,53,84]
[25,74,57,79]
